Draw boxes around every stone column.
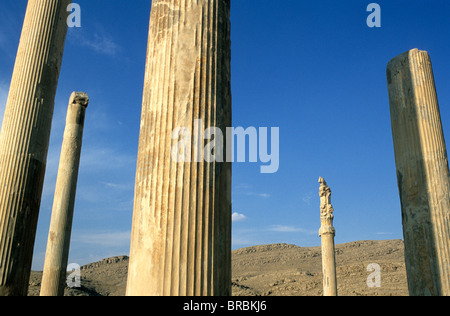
[318,177,337,296]
[40,92,88,297]
[0,0,71,296]
[126,0,232,296]
[387,48,450,296]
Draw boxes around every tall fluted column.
[318,177,337,296]
[0,0,71,296]
[126,0,232,296]
[40,92,88,297]
[387,48,450,296]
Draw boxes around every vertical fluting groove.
[146,0,161,227]
[155,4,171,293]
[156,0,169,290]
[152,0,167,230]
[0,0,70,296]
[169,2,182,296]
[162,0,177,295]
[193,2,205,296]
[213,0,220,294]
[154,0,169,292]
[183,17,196,297]
[187,20,199,296]
[170,0,184,296]
[205,0,213,292]
[197,0,209,294]
[174,1,186,296]
[127,0,231,296]
[213,0,221,295]
[210,0,218,295]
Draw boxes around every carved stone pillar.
[126,0,232,296]
[0,0,71,296]
[387,48,450,296]
[318,177,337,296]
[40,92,88,296]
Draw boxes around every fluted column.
[0,0,71,296]
[40,92,88,297]
[387,48,450,296]
[318,177,337,296]
[126,0,232,296]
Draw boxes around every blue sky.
[0,1,449,270]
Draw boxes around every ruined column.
[126,0,232,296]
[40,92,88,297]
[318,177,337,296]
[387,48,450,296]
[0,0,71,296]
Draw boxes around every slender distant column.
[318,177,337,296]
[126,0,232,296]
[387,48,450,296]
[0,0,71,296]
[40,92,88,297]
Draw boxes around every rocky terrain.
[28,239,408,296]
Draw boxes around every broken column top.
[386,48,430,77]
[387,48,424,63]
[69,92,89,108]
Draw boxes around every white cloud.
[234,183,271,199]
[101,181,131,190]
[235,183,252,190]
[69,27,120,57]
[80,146,135,171]
[240,191,271,199]
[269,225,315,234]
[74,231,131,247]
[232,212,247,223]
[270,225,300,232]
[301,192,314,205]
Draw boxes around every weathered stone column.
[0,0,71,296]
[318,177,337,296]
[40,92,88,297]
[387,48,450,296]
[126,0,232,296]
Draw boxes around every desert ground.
[28,239,408,296]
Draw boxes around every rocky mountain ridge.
[28,239,408,296]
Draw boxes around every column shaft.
[387,48,450,296]
[40,92,88,296]
[321,234,337,296]
[126,0,232,296]
[318,177,337,296]
[0,0,71,296]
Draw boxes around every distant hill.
[28,239,408,296]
